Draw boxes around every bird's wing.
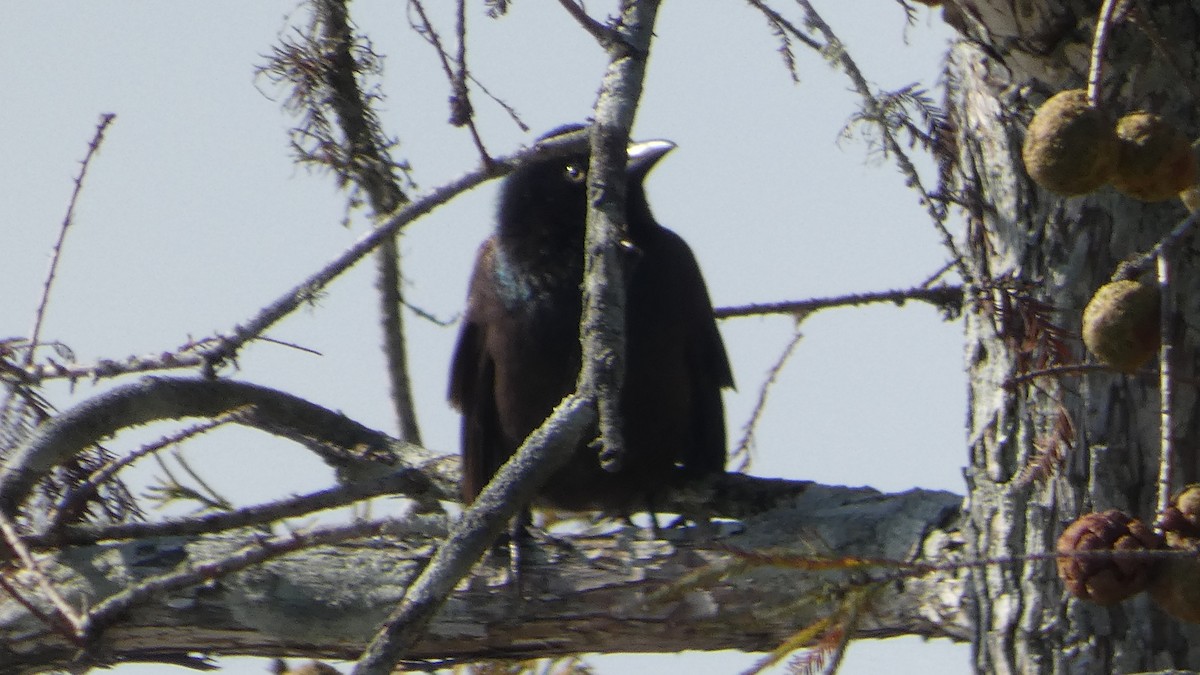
[448,238,505,503]
[654,227,735,476]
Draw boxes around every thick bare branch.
[578,0,661,472]
[0,377,444,518]
[0,479,968,673]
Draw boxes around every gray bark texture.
[943,0,1200,672]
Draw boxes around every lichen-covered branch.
[0,479,968,674]
[0,377,448,518]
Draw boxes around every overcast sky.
[2,2,967,673]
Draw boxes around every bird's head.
[496,124,675,251]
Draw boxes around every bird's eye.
[563,164,586,183]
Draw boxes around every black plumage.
[448,125,733,513]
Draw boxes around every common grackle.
[448,125,733,514]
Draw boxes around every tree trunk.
[945,0,1200,671]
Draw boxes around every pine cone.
[1156,484,1200,550]
[1056,510,1163,605]
[1150,485,1200,623]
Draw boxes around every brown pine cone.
[1056,510,1163,605]
[1150,485,1200,623]
[1156,484,1200,550]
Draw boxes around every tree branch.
[310,0,424,445]
[193,133,584,373]
[715,285,963,320]
[25,114,117,370]
[579,0,661,472]
[352,395,596,674]
[26,471,434,550]
[557,0,619,45]
[0,377,449,519]
[746,0,969,283]
[0,478,968,673]
[6,135,589,387]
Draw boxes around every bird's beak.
[626,139,676,177]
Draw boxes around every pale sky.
[1,2,968,673]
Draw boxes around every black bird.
[448,125,733,514]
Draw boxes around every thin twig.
[452,0,469,110]
[1096,208,1200,525]
[401,297,457,327]
[463,72,528,132]
[406,0,526,132]
[28,472,428,549]
[408,0,490,162]
[21,350,202,383]
[26,114,116,370]
[253,336,324,356]
[556,0,619,45]
[452,0,491,162]
[19,138,582,385]
[715,285,962,320]
[376,237,424,445]
[1004,363,1114,388]
[919,258,959,288]
[741,0,823,51]
[1156,252,1175,522]
[197,132,587,372]
[0,510,86,638]
[0,572,77,642]
[819,588,868,675]
[157,448,236,512]
[4,141,98,470]
[407,2,455,80]
[1119,209,1200,279]
[760,1,969,282]
[42,410,248,535]
[730,329,805,473]
[1087,0,1126,106]
[741,614,836,675]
